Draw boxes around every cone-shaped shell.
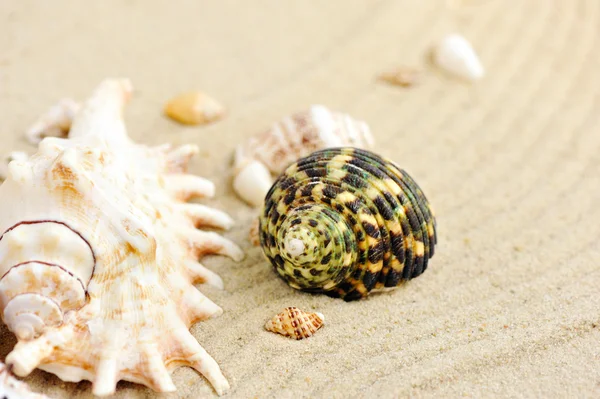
[265,307,324,340]
[433,34,484,81]
[259,147,437,301]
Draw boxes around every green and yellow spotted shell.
[259,147,437,301]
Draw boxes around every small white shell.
[26,98,80,145]
[233,105,374,206]
[0,362,49,399]
[232,160,273,208]
[265,307,325,340]
[433,34,484,81]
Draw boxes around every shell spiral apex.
[259,147,437,301]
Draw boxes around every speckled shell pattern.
[264,307,324,340]
[259,147,437,301]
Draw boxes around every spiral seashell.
[264,307,324,340]
[259,147,437,301]
[0,79,243,397]
[0,362,49,399]
[232,105,374,207]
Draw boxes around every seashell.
[264,307,324,340]
[0,79,243,396]
[433,33,484,81]
[259,147,437,301]
[249,217,261,247]
[232,160,273,209]
[0,152,29,181]
[379,66,420,87]
[164,91,225,125]
[26,98,81,145]
[0,362,48,399]
[233,105,374,207]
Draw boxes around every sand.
[1,1,599,398]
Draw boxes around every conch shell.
[264,307,324,340]
[0,79,243,396]
[0,361,49,399]
[232,105,374,207]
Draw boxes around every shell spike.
[165,174,216,200]
[178,203,235,230]
[165,144,200,172]
[25,98,80,145]
[7,159,33,182]
[185,260,225,289]
[172,328,230,396]
[181,285,223,324]
[5,325,73,376]
[141,345,176,392]
[187,230,245,261]
[69,78,133,142]
[93,357,119,397]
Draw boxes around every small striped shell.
[264,307,324,340]
[259,147,437,301]
[232,105,374,207]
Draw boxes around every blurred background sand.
[1,1,599,397]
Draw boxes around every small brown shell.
[164,91,225,125]
[379,66,420,87]
[249,217,260,247]
[264,307,324,340]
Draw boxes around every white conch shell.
[0,362,49,399]
[433,33,484,81]
[232,105,374,206]
[26,98,81,145]
[264,307,325,340]
[0,79,243,396]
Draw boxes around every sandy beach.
[1,1,599,398]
